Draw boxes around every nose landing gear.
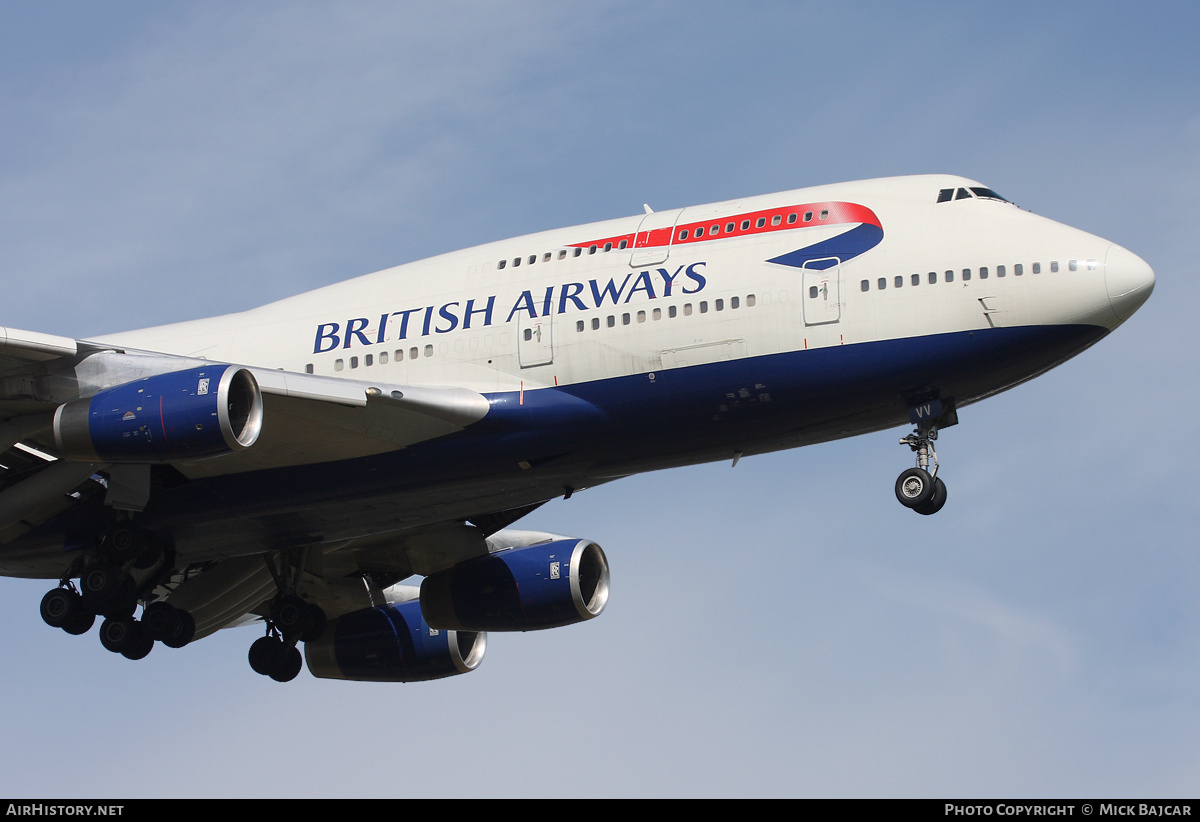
[896,424,948,516]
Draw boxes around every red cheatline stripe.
[567,201,881,252]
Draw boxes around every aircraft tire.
[895,468,935,508]
[249,636,283,675]
[269,647,303,683]
[40,588,81,629]
[914,478,948,515]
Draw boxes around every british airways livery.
[0,175,1153,682]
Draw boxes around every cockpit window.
[970,187,1010,203]
[937,185,1013,204]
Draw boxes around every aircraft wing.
[0,326,491,534]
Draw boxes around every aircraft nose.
[1104,243,1155,322]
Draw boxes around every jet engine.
[420,537,610,631]
[53,364,263,461]
[304,599,486,682]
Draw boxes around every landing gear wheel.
[121,632,154,660]
[248,636,284,676]
[915,477,948,516]
[99,577,138,618]
[162,609,196,649]
[895,467,934,509]
[105,524,146,563]
[41,588,83,629]
[272,595,310,638]
[269,647,303,682]
[99,616,139,654]
[79,562,123,611]
[299,604,326,642]
[64,609,96,636]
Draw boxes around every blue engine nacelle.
[420,538,610,631]
[304,599,486,682]
[53,365,263,462]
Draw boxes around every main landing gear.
[895,424,948,515]
[39,522,196,660]
[247,548,327,682]
[247,595,326,682]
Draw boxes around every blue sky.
[0,2,1196,797]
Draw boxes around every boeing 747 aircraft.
[0,175,1153,682]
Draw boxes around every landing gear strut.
[896,424,948,515]
[246,550,326,682]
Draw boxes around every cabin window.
[1068,260,1077,271]
[861,280,870,292]
[787,213,797,224]
[962,268,971,281]
[424,345,433,357]
[746,294,756,306]
[877,278,887,290]
[684,304,693,316]
[653,308,661,320]
[558,250,567,260]
[576,320,584,332]
[669,305,677,318]
[543,252,552,262]
[334,359,344,371]
[726,222,735,233]
[622,313,631,325]
[1033,262,1041,274]
[997,265,1006,277]
[894,276,903,288]
[945,270,954,283]
[731,296,740,309]
[497,260,506,270]
[528,255,536,265]
[1087,259,1097,270]
[700,301,708,313]
[305,363,314,374]
[819,210,829,219]
[410,347,419,360]
[715,299,724,311]
[979,267,988,280]
[1051,261,1059,272]
[741,220,750,230]
[803,211,813,221]
[512,257,520,267]
[604,242,613,252]
[694,227,704,238]
[380,352,388,364]
[771,215,781,226]
[619,239,628,249]
[637,310,646,323]
[349,356,358,369]
[607,315,615,328]
[1014,264,1023,276]
[911,273,920,286]
[592,318,600,330]
[711,224,719,234]
[573,248,582,257]
[677,230,688,241]
[364,354,373,366]
[589,245,598,254]
[395,349,404,361]
[928,271,937,284]
[756,217,766,228]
